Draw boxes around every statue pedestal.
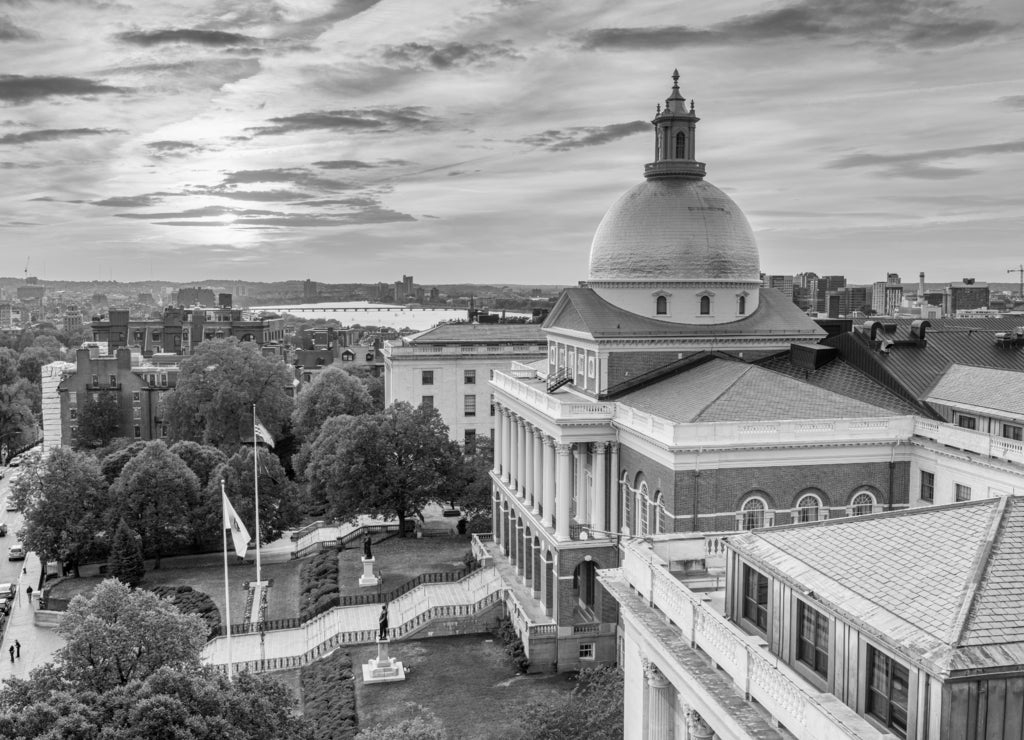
[362,639,406,683]
[359,556,380,587]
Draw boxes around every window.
[656,295,668,315]
[955,483,971,502]
[797,601,829,678]
[742,565,768,632]
[674,131,686,158]
[132,391,141,403]
[742,498,765,530]
[160,373,168,387]
[91,374,98,387]
[957,414,977,430]
[579,642,595,660]
[738,295,747,315]
[69,408,78,420]
[637,482,650,536]
[699,295,711,315]
[109,374,117,387]
[490,394,495,416]
[133,425,141,439]
[867,646,909,737]
[464,369,476,385]
[464,429,476,446]
[161,425,168,438]
[464,395,476,417]
[422,370,434,385]
[851,492,875,516]
[132,406,141,420]
[920,471,934,501]
[1003,424,1023,441]
[421,396,434,410]
[797,494,821,522]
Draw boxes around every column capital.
[641,657,669,689]
[555,443,573,456]
[685,707,714,739]
[543,435,556,449]
[592,441,609,454]
[532,426,545,441]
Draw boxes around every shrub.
[301,649,357,739]
[299,550,341,623]
[493,617,529,673]
[149,585,221,639]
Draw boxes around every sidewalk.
[0,551,66,684]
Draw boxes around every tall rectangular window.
[742,565,768,632]
[464,369,476,384]
[867,646,909,737]
[464,429,476,446]
[132,390,141,403]
[956,414,977,430]
[920,471,934,502]
[109,374,117,387]
[1003,424,1023,441]
[464,395,476,417]
[422,370,434,385]
[133,425,141,439]
[796,601,829,678]
[955,483,971,502]
[421,396,433,410]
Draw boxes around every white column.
[501,410,512,484]
[644,661,675,740]
[532,430,543,515]
[593,442,607,534]
[492,404,503,475]
[575,445,587,524]
[555,443,572,540]
[542,437,555,528]
[609,442,620,534]
[517,419,527,498]
[509,414,519,490]
[524,422,534,505]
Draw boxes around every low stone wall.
[34,609,63,628]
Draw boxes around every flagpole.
[253,403,262,585]
[221,478,233,681]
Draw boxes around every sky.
[1,0,1022,287]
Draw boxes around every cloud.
[115,28,259,47]
[999,95,1024,109]
[516,120,648,151]
[577,0,1007,50]
[0,15,34,40]
[249,107,436,136]
[829,139,1024,179]
[0,75,129,103]
[146,140,201,152]
[92,195,164,207]
[209,189,314,202]
[380,41,522,70]
[116,205,278,220]
[0,128,123,145]
[220,168,354,192]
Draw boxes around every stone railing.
[504,587,557,646]
[492,371,615,421]
[383,343,545,358]
[471,533,493,566]
[609,540,895,739]
[914,417,1024,465]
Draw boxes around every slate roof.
[543,287,825,341]
[926,364,1024,418]
[617,357,896,423]
[729,496,1024,676]
[829,317,1024,404]
[406,323,545,344]
[757,354,922,416]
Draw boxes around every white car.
[8,544,25,561]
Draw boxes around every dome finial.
[672,69,680,87]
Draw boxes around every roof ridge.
[948,495,1011,648]
[692,363,753,421]
[752,496,999,534]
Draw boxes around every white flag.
[222,490,251,558]
[253,414,275,448]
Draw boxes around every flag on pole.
[253,414,275,448]
[222,490,251,558]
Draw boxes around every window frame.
[421,395,434,410]
[796,600,829,678]
[699,295,711,315]
[954,483,971,502]
[421,370,434,386]
[655,295,668,315]
[796,493,822,523]
[742,565,769,633]
[464,369,476,385]
[956,414,977,430]
[1002,423,1023,441]
[920,471,934,502]
[464,394,476,417]
[741,497,766,530]
[850,491,876,516]
[866,645,909,737]
[579,642,595,661]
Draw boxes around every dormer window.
[738,295,746,315]
[675,131,686,158]
[656,295,667,315]
[699,295,711,315]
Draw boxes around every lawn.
[49,557,301,629]
[352,635,576,740]
[338,534,474,598]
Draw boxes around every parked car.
[0,597,10,616]
[4,500,16,512]
[0,522,7,536]
[8,544,25,561]
[0,582,15,598]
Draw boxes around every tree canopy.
[304,402,459,535]
[164,338,294,450]
[291,365,374,441]
[74,391,123,450]
[513,666,623,740]
[0,347,38,463]
[208,446,301,545]
[109,519,145,588]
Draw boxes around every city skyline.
[1,0,1022,285]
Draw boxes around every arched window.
[851,491,875,516]
[700,296,711,315]
[675,131,686,158]
[738,295,746,315]
[742,498,766,530]
[637,481,650,536]
[652,491,664,535]
[797,494,821,523]
[656,295,668,315]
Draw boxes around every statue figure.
[378,602,389,641]
[363,531,373,560]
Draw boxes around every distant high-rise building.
[762,274,794,302]
[816,275,847,313]
[871,274,903,316]
[176,287,216,307]
[0,303,12,329]
[944,278,990,315]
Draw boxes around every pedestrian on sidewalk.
[14,641,19,659]
[26,585,32,606]
[7,645,12,662]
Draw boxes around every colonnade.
[642,659,718,739]
[491,404,619,540]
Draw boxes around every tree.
[100,440,147,484]
[305,403,459,536]
[56,579,208,692]
[19,447,111,577]
[514,666,623,740]
[291,365,374,441]
[357,707,447,740]
[207,446,302,545]
[170,440,229,544]
[450,434,494,522]
[0,347,37,464]
[73,391,122,450]
[109,440,198,568]
[163,338,294,450]
[109,519,145,588]
[347,363,385,410]
[169,440,228,488]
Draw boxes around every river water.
[252,302,530,333]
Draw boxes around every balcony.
[382,342,545,358]
[601,540,896,739]
[914,417,1024,465]
[491,371,615,422]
